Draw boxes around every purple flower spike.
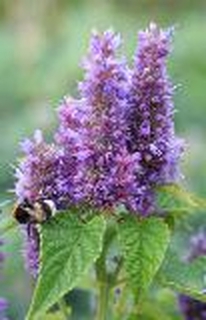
[15,130,60,203]
[15,130,60,277]
[79,30,129,151]
[78,30,139,210]
[127,23,184,215]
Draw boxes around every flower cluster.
[0,240,8,320]
[178,230,206,320]
[15,24,183,275]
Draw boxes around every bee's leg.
[27,222,32,237]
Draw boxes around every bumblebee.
[13,198,56,224]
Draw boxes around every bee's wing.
[0,200,13,211]
[0,219,17,236]
[0,200,18,235]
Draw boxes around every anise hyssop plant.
[2,23,206,320]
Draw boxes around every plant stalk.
[96,280,110,320]
[95,221,117,320]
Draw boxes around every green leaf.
[0,201,17,236]
[156,184,206,215]
[157,252,206,301]
[27,212,106,320]
[118,216,170,301]
[36,308,71,320]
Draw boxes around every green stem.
[58,297,70,319]
[96,280,110,320]
[95,221,117,320]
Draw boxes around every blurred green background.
[0,0,206,319]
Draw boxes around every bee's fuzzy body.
[13,199,56,224]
